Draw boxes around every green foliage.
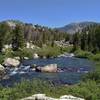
[72,25,100,53]
[83,71,100,83]
[12,48,34,59]
[4,48,14,58]
[0,79,100,100]
[12,25,25,51]
[60,46,73,53]
[37,45,61,58]
[72,33,81,51]
[0,79,68,100]
[0,23,12,51]
[92,53,100,61]
[74,49,93,59]
[0,54,5,63]
[70,80,100,100]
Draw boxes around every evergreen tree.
[0,23,11,51]
[12,25,25,51]
[73,32,80,50]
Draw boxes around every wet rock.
[2,75,9,80]
[36,64,57,73]
[35,66,42,72]
[30,64,37,68]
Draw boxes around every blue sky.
[0,0,100,27]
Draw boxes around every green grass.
[0,47,100,100]
[0,79,100,100]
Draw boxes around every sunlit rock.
[0,64,6,79]
[60,95,84,100]
[21,94,85,100]
[3,58,20,67]
[36,64,57,73]
[33,53,39,59]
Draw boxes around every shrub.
[0,54,5,63]
[37,46,61,58]
[74,49,93,59]
[12,48,34,59]
[92,53,100,61]
[82,71,100,82]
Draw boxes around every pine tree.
[73,32,80,50]
[0,23,11,52]
[12,25,25,51]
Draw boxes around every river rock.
[36,64,57,73]
[0,64,5,71]
[60,95,84,100]
[21,94,84,100]
[30,64,37,68]
[3,58,20,67]
[14,57,20,60]
[33,53,39,59]
[24,57,29,60]
[0,64,6,79]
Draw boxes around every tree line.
[72,24,100,53]
[0,21,69,51]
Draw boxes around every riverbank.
[0,77,99,100]
[0,56,93,87]
[0,47,100,100]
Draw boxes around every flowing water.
[0,57,94,86]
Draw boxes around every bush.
[0,79,100,100]
[12,48,34,59]
[37,46,61,58]
[0,54,5,63]
[4,48,13,58]
[92,53,100,61]
[82,71,100,82]
[0,79,68,100]
[70,80,100,100]
[74,49,93,59]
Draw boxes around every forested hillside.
[72,24,100,53]
[0,20,69,51]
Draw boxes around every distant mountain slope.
[57,22,100,34]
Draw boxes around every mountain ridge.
[1,20,100,34]
[56,21,100,34]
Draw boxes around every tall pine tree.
[12,25,25,51]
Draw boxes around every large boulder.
[60,95,84,100]
[3,58,20,67]
[21,94,85,100]
[33,94,46,100]
[36,64,57,73]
